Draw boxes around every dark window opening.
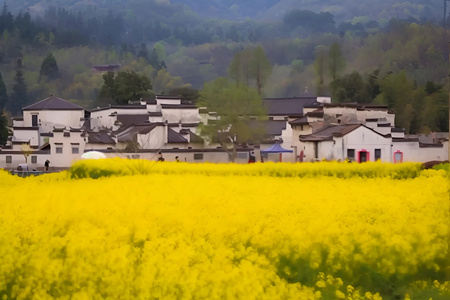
[347,149,355,160]
[375,149,381,161]
[32,115,38,126]
[194,153,203,160]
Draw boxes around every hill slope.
[6,0,445,22]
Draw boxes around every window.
[375,149,381,161]
[72,147,79,154]
[347,149,355,161]
[314,142,319,159]
[32,114,38,126]
[31,156,37,164]
[237,152,248,159]
[6,156,12,163]
[56,147,63,154]
[194,153,203,160]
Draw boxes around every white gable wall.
[343,126,391,162]
[24,110,84,133]
[137,126,166,149]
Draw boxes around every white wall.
[393,141,449,163]
[156,97,181,105]
[137,126,166,149]
[12,129,39,147]
[418,144,448,162]
[0,153,51,170]
[24,110,84,133]
[49,131,86,168]
[162,108,200,123]
[355,109,391,123]
[343,126,391,162]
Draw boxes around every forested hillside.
[0,0,448,136]
[7,0,445,22]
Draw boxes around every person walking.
[44,159,50,171]
[157,152,165,162]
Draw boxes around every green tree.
[7,59,28,116]
[198,78,266,161]
[39,52,60,81]
[375,71,415,132]
[250,45,272,95]
[313,46,327,96]
[168,87,199,103]
[291,59,304,73]
[228,47,253,87]
[229,46,272,95]
[154,42,166,63]
[99,71,152,105]
[328,42,345,80]
[0,71,8,110]
[0,114,9,146]
[330,71,369,103]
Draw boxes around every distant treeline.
[1,2,440,51]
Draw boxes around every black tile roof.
[168,127,188,143]
[306,110,324,118]
[88,132,116,144]
[263,97,318,117]
[161,104,198,109]
[23,96,84,111]
[300,124,361,142]
[117,114,149,126]
[263,120,287,136]
[114,123,159,142]
[289,116,309,125]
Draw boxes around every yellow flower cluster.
[69,159,425,179]
[0,161,448,299]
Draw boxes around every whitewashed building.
[0,95,252,170]
[1,95,447,170]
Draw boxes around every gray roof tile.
[263,97,318,116]
[23,96,84,111]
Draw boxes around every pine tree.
[39,52,60,81]
[7,59,29,116]
[0,114,9,146]
[0,71,8,110]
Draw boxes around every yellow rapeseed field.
[0,160,449,299]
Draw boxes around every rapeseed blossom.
[0,161,448,299]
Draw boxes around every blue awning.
[260,143,293,153]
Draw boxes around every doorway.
[358,150,369,163]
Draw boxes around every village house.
[0,95,447,170]
[0,95,253,170]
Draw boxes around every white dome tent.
[81,151,107,160]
